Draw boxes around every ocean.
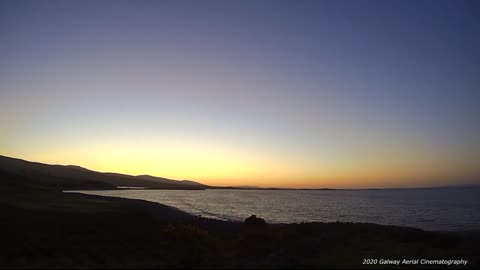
[72,188,480,231]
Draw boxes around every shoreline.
[65,188,480,233]
[2,187,479,268]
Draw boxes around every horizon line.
[1,154,478,190]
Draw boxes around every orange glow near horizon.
[2,138,478,189]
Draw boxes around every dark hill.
[0,155,206,190]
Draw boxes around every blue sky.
[1,0,479,187]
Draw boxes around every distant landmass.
[0,155,207,190]
[1,155,476,191]
[0,155,331,191]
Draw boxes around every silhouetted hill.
[135,174,202,186]
[0,155,206,190]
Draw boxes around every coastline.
[68,188,480,232]
[1,187,479,268]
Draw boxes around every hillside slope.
[0,155,206,190]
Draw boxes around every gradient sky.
[1,0,479,188]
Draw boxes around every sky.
[1,0,479,188]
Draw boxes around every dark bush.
[244,215,266,226]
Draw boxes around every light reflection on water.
[69,188,480,231]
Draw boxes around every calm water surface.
[71,188,480,231]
